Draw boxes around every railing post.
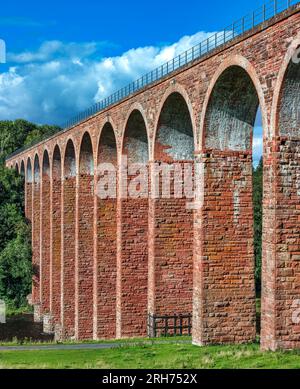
[274,0,277,15]
[263,4,266,21]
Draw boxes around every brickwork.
[32,157,41,314]
[61,142,77,338]
[194,152,256,345]
[41,153,51,317]
[95,123,117,339]
[7,5,300,349]
[51,147,62,327]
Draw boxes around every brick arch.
[32,153,41,311]
[34,154,40,184]
[152,84,196,160]
[96,119,119,167]
[20,160,25,177]
[61,138,76,338]
[272,35,300,136]
[51,144,62,331]
[52,145,62,179]
[118,105,149,337]
[77,131,94,339]
[26,157,33,183]
[193,57,258,346]
[79,132,94,174]
[149,89,194,325]
[41,149,51,316]
[63,139,77,178]
[261,35,300,351]
[202,69,259,151]
[200,55,267,148]
[94,121,118,339]
[122,105,150,164]
[42,150,50,175]
[15,162,19,174]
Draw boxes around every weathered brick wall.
[261,55,300,350]
[95,125,117,339]
[51,168,62,327]
[41,160,51,317]
[32,173,41,313]
[76,173,94,339]
[194,151,256,345]
[62,175,76,338]
[7,5,300,349]
[119,195,148,337]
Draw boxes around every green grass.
[1,342,300,369]
[5,305,33,317]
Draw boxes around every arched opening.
[51,145,62,329]
[120,110,149,337]
[62,140,76,338]
[261,52,300,350]
[26,158,32,183]
[41,151,51,317]
[77,132,94,339]
[15,163,19,175]
[95,123,117,339]
[198,65,259,345]
[25,158,33,224]
[32,155,41,310]
[20,160,25,177]
[151,92,194,336]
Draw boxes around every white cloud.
[0,32,215,125]
[0,30,265,166]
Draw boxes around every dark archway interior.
[98,123,117,166]
[79,133,94,175]
[123,110,148,164]
[34,156,40,184]
[205,66,259,151]
[279,55,300,136]
[27,159,32,183]
[53,146,62,180]
[42,151,50,177]
[156,92,194,161]
[20,161,25,177]
[64,141,76,178]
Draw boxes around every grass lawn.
[1,341,300,369]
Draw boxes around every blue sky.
[0,0,264,164]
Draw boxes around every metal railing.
[148,313,192,338]
[6,0,299,160]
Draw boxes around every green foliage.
[0,119,60,309]
[253,158,263,294]
[0,119,60,162]
[0,222,32,307]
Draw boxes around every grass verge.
[1,342,300,369]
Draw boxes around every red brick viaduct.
[6,2,300,351]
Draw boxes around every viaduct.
[5,0,300,351]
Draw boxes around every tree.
[0,221,32,307]
[0,120,61,308]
